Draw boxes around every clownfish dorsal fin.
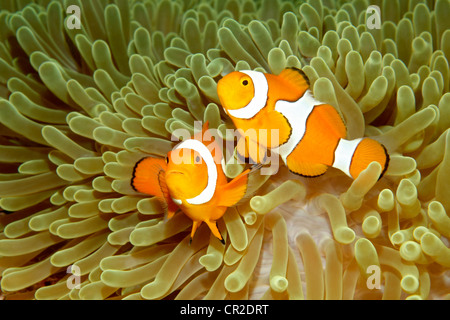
[217,169,250,207]
[278,67,310,93]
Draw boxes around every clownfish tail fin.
[349,138,390,180]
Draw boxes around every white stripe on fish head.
[173,139,218,205]
[226,70,269,119]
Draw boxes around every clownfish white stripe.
[332,138,363,178]
[171,197,182,205]
[226,70,268,119]
[174,139,218,205]
[274,90,320,162]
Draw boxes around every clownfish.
[217,67,389,179]
[131,122,250,243]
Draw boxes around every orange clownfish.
[217,67,389,179]
[131,122,250,243]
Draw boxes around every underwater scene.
[0,0,449,300]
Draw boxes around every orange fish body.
[217,67,389,179]
[131,122,249,243]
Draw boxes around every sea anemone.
[0,0,449,300]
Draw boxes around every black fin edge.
[285,66,310,86]
[288,168,327,179]
[378,144,390,180]
[130,157,149,192]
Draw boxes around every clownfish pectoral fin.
[218,169,250,207]
[286,155,328,178]
[279,67,309,92]
[205,220,225,244]
[267,111,292,147]
[131,157,167,197]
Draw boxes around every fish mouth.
[166,170,185,176]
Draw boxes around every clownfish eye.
[242,79,249,86]
[195,156,201,163]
